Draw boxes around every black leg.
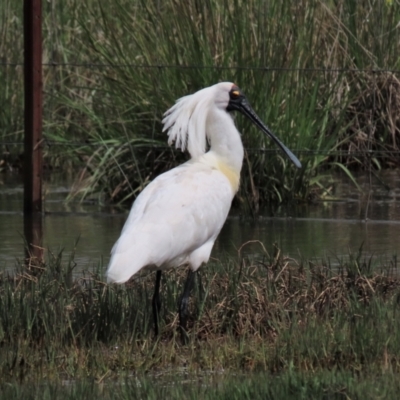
[152,270,162,337]
[197,271,203,301]
[179,269,196,344]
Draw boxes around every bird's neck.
[207,109,244,172]
[203,109,244,194]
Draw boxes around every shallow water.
[0,170,399,272]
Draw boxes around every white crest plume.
[162,86,215,159]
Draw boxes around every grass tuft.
[0,246,399,383]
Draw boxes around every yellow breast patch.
[216,160,240,193]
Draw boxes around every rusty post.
[24,0,42,214]
[24,0,43,262]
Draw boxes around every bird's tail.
[106,238,150,284]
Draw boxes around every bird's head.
[163,82,301,168]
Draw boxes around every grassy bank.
[1,246,399,394]
[1,0,400,210]
[2,370,400,399]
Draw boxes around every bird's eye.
[231,90,240,98]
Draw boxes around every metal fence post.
[24,0,43,262]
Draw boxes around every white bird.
[106,82,301,341]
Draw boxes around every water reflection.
[23,212,43,262]
[0,170,399,272]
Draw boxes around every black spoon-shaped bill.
[227,92,302,169]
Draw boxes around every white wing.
[106,160,233,283]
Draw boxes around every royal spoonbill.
[107,82,301,341]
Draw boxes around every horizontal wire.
[0,140,398,157]
[1,64,398,158]
[1,62,400,74]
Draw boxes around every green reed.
[1,0,400,208]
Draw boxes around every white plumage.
[107,157,234,283]
[106,82,300,338]
[107,82,244,283]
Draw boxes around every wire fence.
[2,60,400,162]
[1,140,399,158]
[2,62,400,73]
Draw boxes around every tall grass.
[1,0,400,208]
[0,246,399,384]
[2,370,400,399]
